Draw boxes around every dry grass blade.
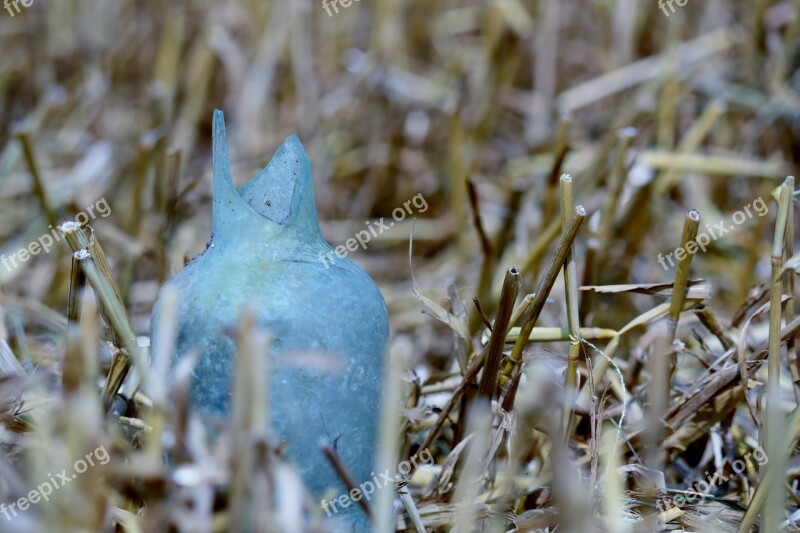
[560,174,582,439]
[477,266,520,399]
[668,209,701,343]
[502,205,586,385]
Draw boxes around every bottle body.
[153,242,388,529]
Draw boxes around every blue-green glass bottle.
[151,110,389,531]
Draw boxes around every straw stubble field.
[1,0,800,531]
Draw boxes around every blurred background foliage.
[1,0,800,531]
